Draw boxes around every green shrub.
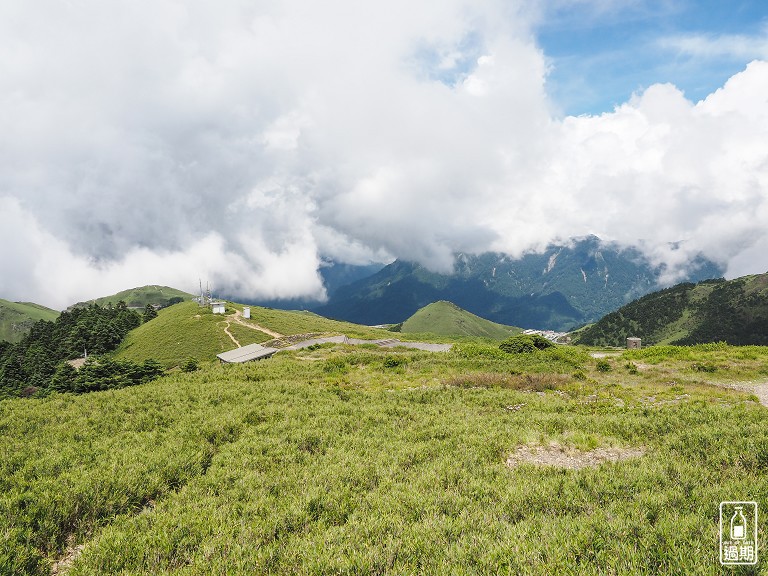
[499,334,554,354]
[596,359,611,372]
[323,356,349,374]
[181,357,199,372]
[453,343,508,360]
[383,355,406,368]
[691,362,717,373]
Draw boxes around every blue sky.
[537,0,768,115]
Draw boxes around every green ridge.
[0,299,60,343]
[73,285,194,309]
[400,301,521,339]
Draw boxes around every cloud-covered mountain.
[313,237,723,331]
[0,2,766,309]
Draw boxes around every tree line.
[0,302,163,398]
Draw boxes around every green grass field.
[238,305,395,340]
[115,301,235,367]
[2,340,767,575]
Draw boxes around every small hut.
[627,337,641,350]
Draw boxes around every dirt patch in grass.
[51,536,85,575]
[444,372,571,391]
[506,444,646,470]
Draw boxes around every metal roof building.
[217,343,279,364]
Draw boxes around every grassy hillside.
[573,274,768,347]
[115,302,246,368]
[115,301,395,368]
[242,305,395,340]
[74,285,194,309]
[2,342,767,574]
[0,299,59,343]
[400,301,521,339]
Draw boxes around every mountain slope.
[572,274,768,346]
[314,236,723,331]
[72,285,194,309]
[0,299,60,343]
[115,300,395,368]
[399,301,521,339]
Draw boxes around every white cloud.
[659,31,768,61]
[1,0,767,308]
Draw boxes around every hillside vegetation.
[0,299,59,343]
[1,341,767,574]
[399,301,521,339]
[116,302,252,368]
[115,301,395,368]
[72,285,193,310]
[574,274,768,347]
[0,302,150,398]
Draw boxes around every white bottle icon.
[731,506,747,540]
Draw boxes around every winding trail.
[222,320,241,348]
[231,309,283,338]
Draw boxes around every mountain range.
[312,236,723,331]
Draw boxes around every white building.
[211,302,226,314]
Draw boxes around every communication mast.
[198,279,213,307]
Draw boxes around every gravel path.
[222,320,240,348]
[231,309,283,338]
[754,384,768,407]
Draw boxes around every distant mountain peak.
[313,237,724,331]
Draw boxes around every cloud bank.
[1,0,767,308]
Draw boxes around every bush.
[383,355,406,369]
[181,357,199,372]
[453,343,508,360]
[499,334,554,354]
[596,360,611,372]
[323,356,349,374]
[691,362,717,373]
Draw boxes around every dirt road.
[231,309,283,338]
